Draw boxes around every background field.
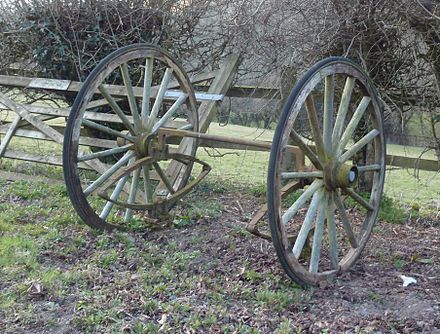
[1,117,439,333]
[2,120,439,213]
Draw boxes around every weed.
[275,319,293,334]
[187,314,202,330]
[114,232,135,248]
[45,210,79,227]
[393,259,407,269]
[142,299,160,314]
[373,225,384,234]
[132,321,159,333]
[188,198,223,218]
[416,258,434,265]
[173,195,223,228]
[99,249,119,268]
[248,183,266,197]
[6,180,50,200]
[230,224,249,237]
[143,322,160,333]
[236,323,261,334]
[345,192,407,224]
[0,220,10,232]
[167,240,178,251]
[282,190,303,207]
[189,234,205,244]
[378,196,407,224]
[367,291,384,303]
[374,250,390,262]
[0,235,39,274]
[17,303,38,325]
[62,270,88,287]
[40,268,63,290]
[197,179,230,194]
[0,202,48,226]
[255,288,298,312]
[125,215,150,232]
[95,233,112,249]
[243,269,263,283]
[173,215,193,228]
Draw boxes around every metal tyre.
[268,57,385,286]
[63,44,198,230]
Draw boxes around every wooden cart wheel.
[267,57,385,286]
[63,44,199,230]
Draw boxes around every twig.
[235,200,244,215]
[202,147,239,158]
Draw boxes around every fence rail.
[0,74,438,179]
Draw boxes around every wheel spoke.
[282,179,323,224]
[357,164,381,172]
[146,68,173,131]
[292,189,324,258]
[85,97,122,110]
[124,167,141,222]
[77,144,133,162]
[289,130,323,169]
[266,58,385,286]
[120,63,142,132]
[333,193,358,248]
[141,57,154,129]
[178,123,193,130]
[64,45,200,231]
[82,119,135,142]
[332,76,355,151]
[153,162,175,194]
[98,84,136,135]
[151,93,188,134]
[84,151,134,196]
[99,174,129,220]
[337,96,371,155]
[338,129,379,163]
[142,166,153,203]
[342,188,374,211]
[326,192,339,269]
[305,94,326,160]
[281,171,323,179]
[323,75,334,154]
[309,191,327,273]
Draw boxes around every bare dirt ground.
[1,185,439,333]
[210,193,440,333]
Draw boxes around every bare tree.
[0,0,438,157]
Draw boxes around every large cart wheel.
[63,44,201,230]
[268,57,385,286]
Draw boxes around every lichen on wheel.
[267,57,385,286]
[63,44,201,230]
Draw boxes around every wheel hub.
[323,162,358,190]
[116,131,157,157]
[134,132,156,157]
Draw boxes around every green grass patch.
[378,196,407,224]
[0,235,38,270]
[0,120,438,332]
[384,168,440,212]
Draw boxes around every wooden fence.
[0,68,438,184]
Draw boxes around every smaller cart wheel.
[63,44,199,230]
[268,57,385,286]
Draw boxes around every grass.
[0,177,310,333]
[0,120,438,332]
[384,168,440,212]
[202,123,439,212]
[2,120,438,209]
